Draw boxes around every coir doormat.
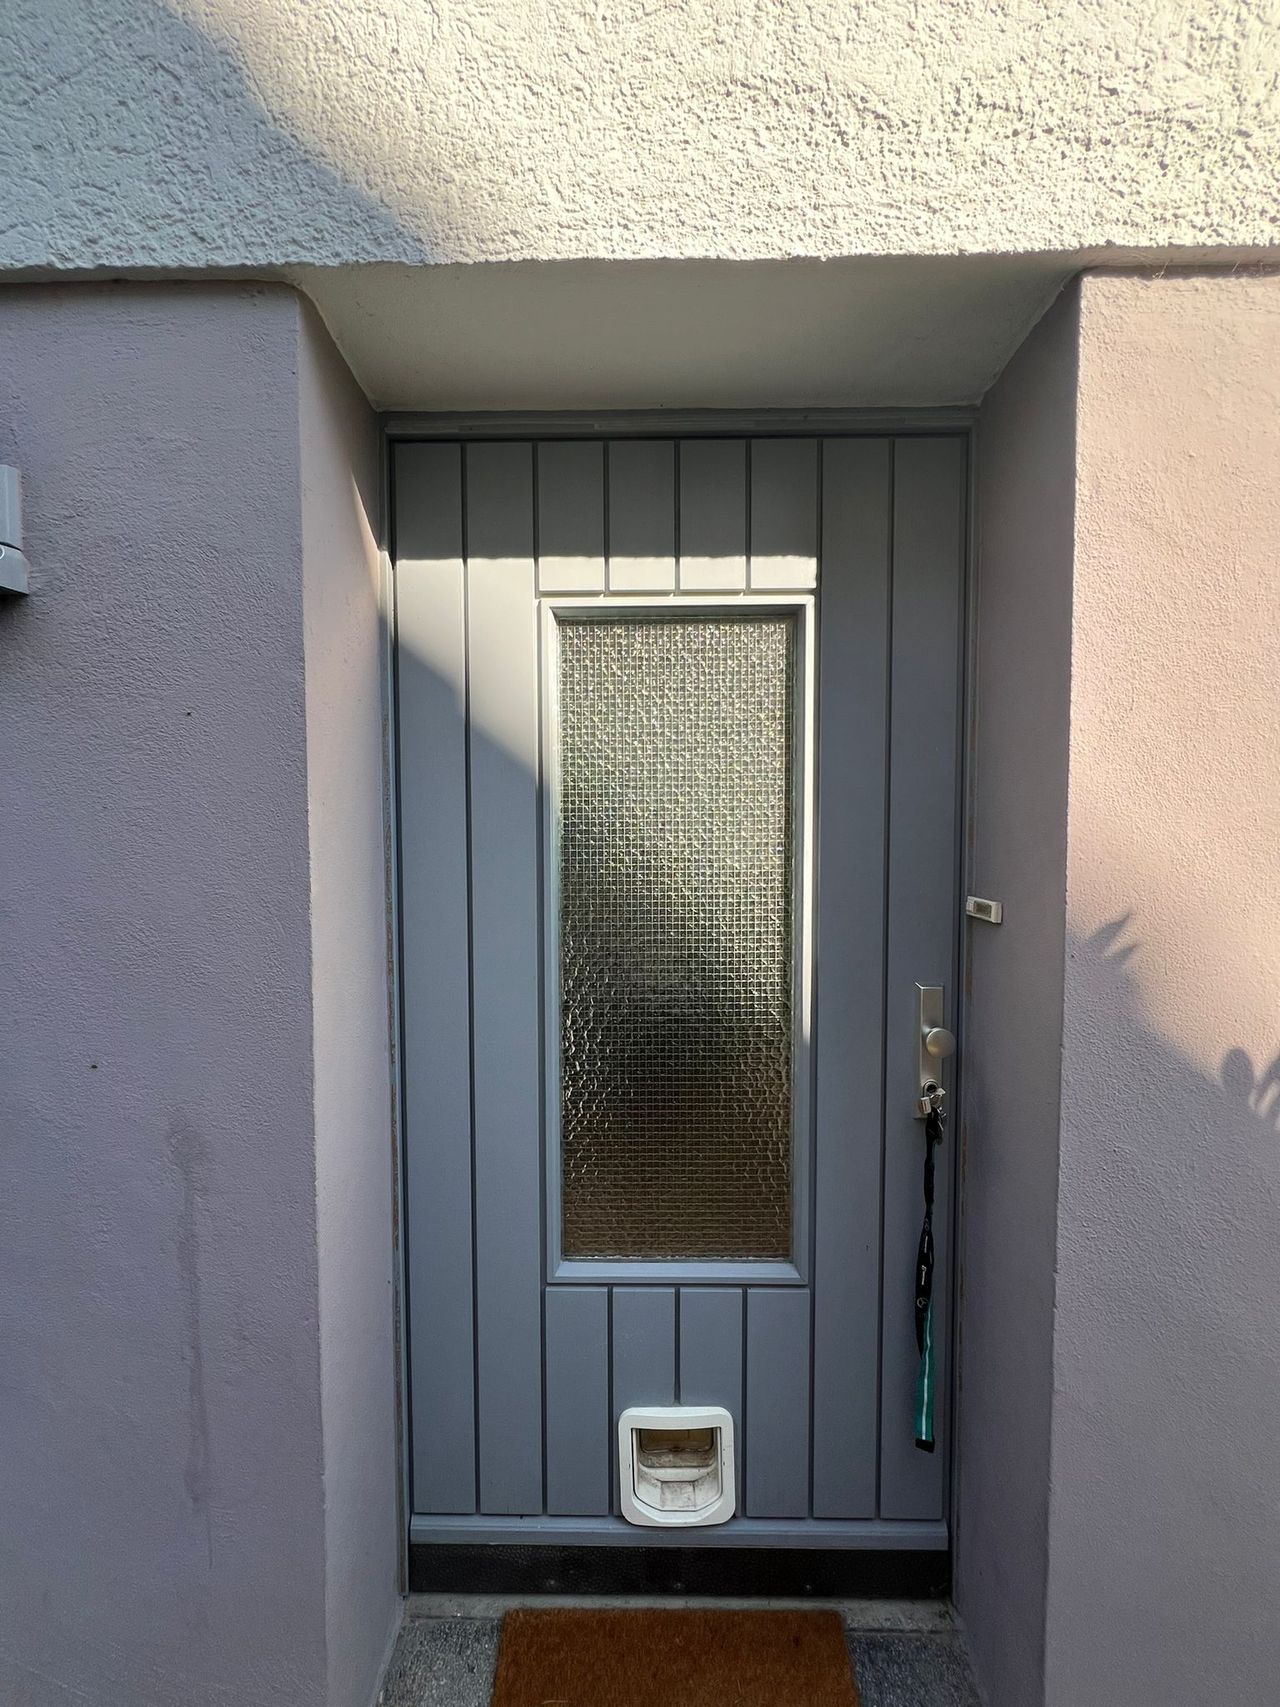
[490,1607,860,1707]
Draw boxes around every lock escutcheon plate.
[915,984,953,1119]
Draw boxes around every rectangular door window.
[555,613,798,1261]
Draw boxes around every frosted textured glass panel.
[557,615,795,1260]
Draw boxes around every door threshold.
[408,1542,949,1598]
[410,1515,947,1549]
[403,1589,958,1629]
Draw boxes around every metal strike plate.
[966,895,1003,925]
[915,984,955,1119]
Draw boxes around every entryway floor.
[380,1597,982,1707]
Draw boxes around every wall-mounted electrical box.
[1,466,30,594]
[617,1404,736,1528]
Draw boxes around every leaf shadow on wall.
[1049,915,1280,1586]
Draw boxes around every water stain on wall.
[169,1117,214,1570]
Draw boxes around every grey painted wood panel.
[749,438,818,589]
[396,442,477,1515]
[678,439,747,590]
[545,1287,611,1515]
[745,1289,811,1518]
[607,440,676,592]
[878,436,965,1520]
[811,438,892,1519]
[537,441,606,592]
[395,432,966,1544]
[465,442,545,1516]
[678,1288,745,1507]
[610,1288,676,1514]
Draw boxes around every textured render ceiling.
[3,0,1278,270]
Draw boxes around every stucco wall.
[0,283,393,1707]
[958,282,1079,1707]
[299,306,400,1707]
[1045,269,1280,1706]
[964,267,1280,1707]
[2,0,1277,271]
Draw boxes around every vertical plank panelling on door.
[678,439,747,590]
[607,441,676,592]
[395,443,476,1514]
[610,1289,676,1513]
[397,432,964,1546]
[811,439,892,1519]
[879,436,966,1519]
[745,1289,811,1516]
[465,442,544,1515]
[545,1288,610,1515]
[749,439,819,589]
[537,441,606,593]
[679,1289,745,1506]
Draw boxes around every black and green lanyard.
[913,1103,945,1452]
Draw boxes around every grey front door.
[394,433,964,1551]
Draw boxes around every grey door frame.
[385,407,975,441]
[380,407,976,1565]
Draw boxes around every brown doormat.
[490,1607,860,1707]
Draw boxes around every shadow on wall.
[1050,914,1280,1686]
[5,0,431,269]
[1071,911,1280,1127]
[1222,1044,1280,1132]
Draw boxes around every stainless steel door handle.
[915,985,954,1118]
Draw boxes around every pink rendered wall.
[960,280,1079,1707]
[964,268,1280,1707]
[0,284,394,1707]
[1045,270,1280,1706]
[299,304,400,1706]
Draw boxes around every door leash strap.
[913,1104,945,1452]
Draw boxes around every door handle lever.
[914,984,954,1118]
